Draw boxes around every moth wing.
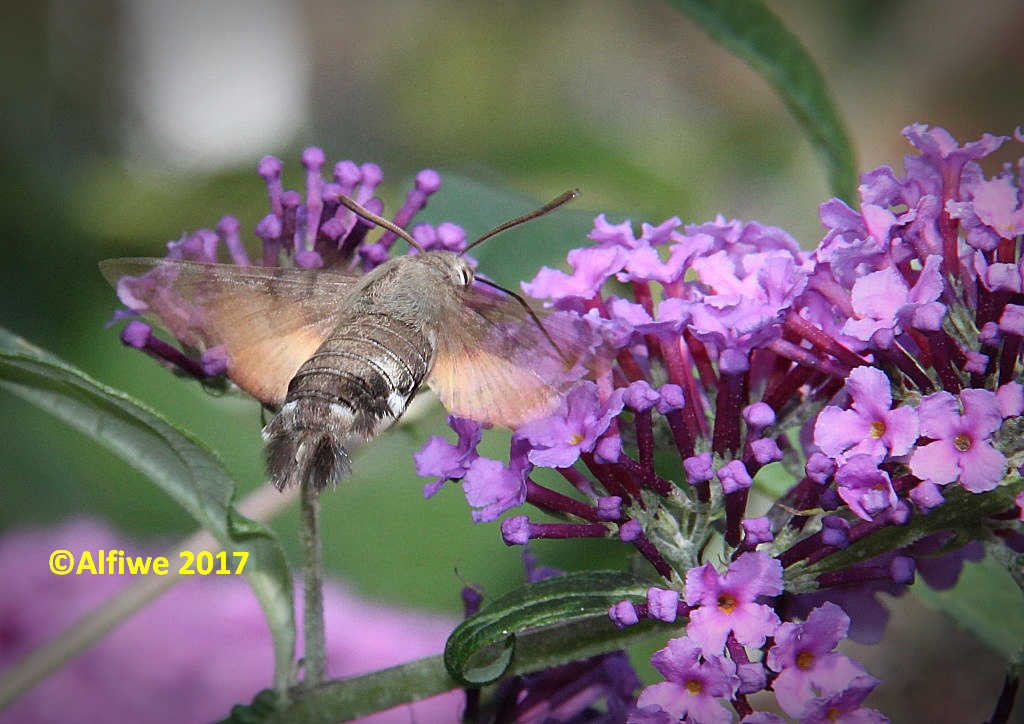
[100,258,358,405]
[427,283,595,428]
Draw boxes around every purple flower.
[902,123,1007,194]
[618,240,701,285]
[516,382,625,468]
[820,515,851,547]
[646,587,682,623]
[743,402,776,430]
[110,151,450,391]
[631,638,739,724]
[797,675,886,724]
[462,439,532,523]
[951,164,1024,249]
[909,388,1007,492]
[687,246,809,372]
[588,213,644,248]
[523,246,629,304]
[684,452,715,485]
[909,479,945,512]
[814,197,892,290]
[741,517,773,547]
[909,534,984,591]
[453,121,1024,712]
[407,126,1024,720]
[413,416,482,498]
[997,381,1024,417]
[785,586,891,647]
[118,319,229,381]
[101,124,1024,724]
[834,455,899,521]
[750,437,783,465]
[109,149,448,385]
[684,551,783,652]
[718,459,753,494]
[509,651,641,724]
[841,256,945,346]
[814,366,919,464]
[999,303,1024,336]
[609,600,640,628]
[766,602,869,717]
[622,379,661,411]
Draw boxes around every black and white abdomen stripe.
[286,313,435,436]
[262,312,437,490]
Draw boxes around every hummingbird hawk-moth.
[101,191,593,491]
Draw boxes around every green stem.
[299,481,327,686]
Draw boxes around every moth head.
[337,189,580,360]
[407,250,475,290]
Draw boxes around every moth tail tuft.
[264,429,351,491]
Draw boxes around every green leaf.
[223,570,678,723]
[914,556,1024,660]
[665,0,856,201]
[0,327,295,693]
[445,570,661,686]
[786,483,1024,590]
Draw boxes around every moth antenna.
[463,189,579,253]
[474,276,570,364]
[337,194,427,253]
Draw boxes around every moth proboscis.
[101,190,595,491]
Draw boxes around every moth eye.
[454,264,474,288]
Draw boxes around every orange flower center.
[869,420,886,438]
[954,432,972,452]
[796,650,815,670]
[717,593,737,614]
[686,678,703,695]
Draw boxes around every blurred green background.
[2,0,1022,719]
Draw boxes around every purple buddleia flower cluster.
[417,125,1024,721]
[111,148,456,380]
[103,132,1024,720]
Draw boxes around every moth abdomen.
[262,313,436,489]
[264,427,350,491]
[286,365,390,419]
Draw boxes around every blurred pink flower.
[0,519,461,724]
